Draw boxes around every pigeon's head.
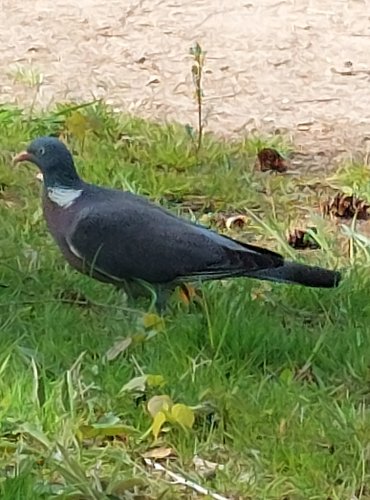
[13,137,82,188]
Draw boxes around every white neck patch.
[47,187,83,208]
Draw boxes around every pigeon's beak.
[12,151,32,165]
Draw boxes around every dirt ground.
[1,0,370,165]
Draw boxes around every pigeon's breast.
[42,192,82,269]
[41,192,121,285]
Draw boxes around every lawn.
[0,101,370,499]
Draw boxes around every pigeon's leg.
[119,280,169,313]
[120,280,136,302]
[153,285,172,314]
[120,280,146,307]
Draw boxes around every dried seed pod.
[287,228,320,250]
[256,148,289,173]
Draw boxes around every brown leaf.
[178,284,202,305]
[193,455,224,479]
[322,192,370,220]
[256,148,289,173]
[141,447,176,460]
[146,75,160,85]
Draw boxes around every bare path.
[1,0,370,160]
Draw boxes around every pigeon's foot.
[118,280,172,314]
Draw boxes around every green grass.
[0,102,370,499]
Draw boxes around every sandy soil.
[1,0,370,163]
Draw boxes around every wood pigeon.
[13,137,341,310]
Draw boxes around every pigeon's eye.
[38,147,45,156]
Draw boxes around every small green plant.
[8,65,44,117]
[144,394,195,440]
[9,65,43,88]
[189,42,206,154]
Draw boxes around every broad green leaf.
[143,313,165,331]
[147,395,172,417]
[171,404,194,429]
[146,374,166,388]
[151,411,167,440]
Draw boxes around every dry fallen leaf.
[104,337,132,361]
[256,148,289,173]
[322,192,369,220]
[121,375,147,393]
[178,284,202,306]
[141,446,175,460]
[193,455,224,479]
[225,214,249,230]
[146,75,160,85]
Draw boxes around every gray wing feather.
[66,193,283,285]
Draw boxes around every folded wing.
[66,200,284,285]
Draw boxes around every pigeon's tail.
[247,261,341,288]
